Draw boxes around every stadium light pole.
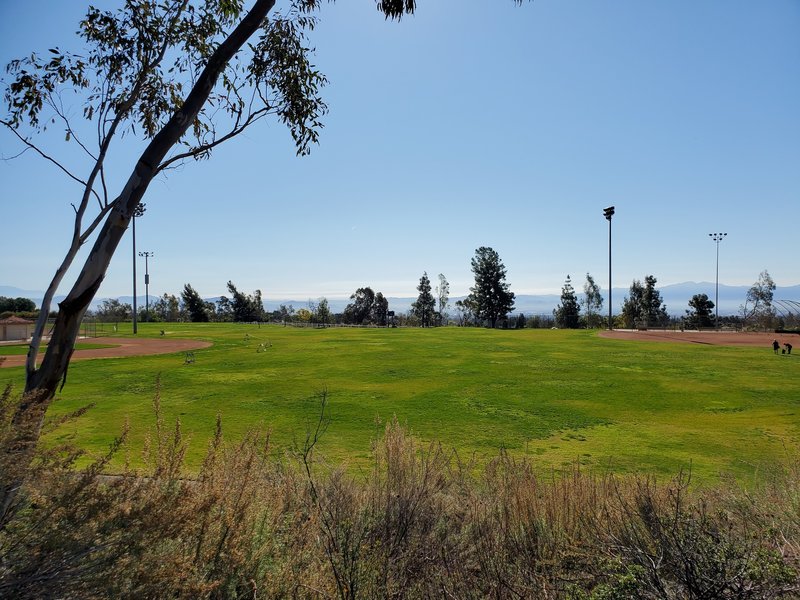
[709,232,727,329]
[603,206,615,330]
[139,251,154,322]
[131,203,146,334]
[132,213,137,333]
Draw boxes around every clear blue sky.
[1,0,798,302]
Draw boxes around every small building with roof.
[0,316,34,342]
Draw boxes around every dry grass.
[1,386,798,599]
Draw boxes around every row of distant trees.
[82,263,788,331]
[83,247,517,328]
[9,266,788,332]
[0,297,37,320]
[550,269,782,331]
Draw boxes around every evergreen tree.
[181,284,210,322]
[467,247,515,328]
[685,294,715,329]
[554,275,581,328]
[412,272,436,327]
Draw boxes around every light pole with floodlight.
[603,206,615,330]
[709,232,727,328]
[139,251,154,322]
[131,203,146,333]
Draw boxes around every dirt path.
[598,329,799,348]
[0,337,212,369]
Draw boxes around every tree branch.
[0,120,98,201]
[157,106,271,172]
[50,92,97,162]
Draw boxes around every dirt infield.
[598,329,799,347]
[0,337,212,369]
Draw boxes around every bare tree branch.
[0,120,97,198]
[51,92,97,161]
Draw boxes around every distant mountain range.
[4,282,800,317]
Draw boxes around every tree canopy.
[741,270,776,329]
[582,273,603,328]
[182,284,211,322]
[0,297,36,314]
[225,281,265,322]
[685,293,714,330]
[621,275,668,329]
[344,287,376,325]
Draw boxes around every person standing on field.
[773,340,780,354]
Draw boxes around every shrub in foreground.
[1,385,798,598]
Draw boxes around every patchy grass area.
[1,323,798,481]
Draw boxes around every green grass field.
[2,323,798,482]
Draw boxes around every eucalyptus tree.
[1,0,530,519]
[0,0,417,522]
[582,272,603,328]
[3,0,342,402]
[344,287,375,325]
[740,270,776,329]
[372,292,389,326]
[454,298,477,327]
[436,273,450,326]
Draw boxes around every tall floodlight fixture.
[139,250,154,322]
[708,232,727,328]
[603,206,615,330]
[131,203,146,334]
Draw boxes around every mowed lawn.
[2,323,798,482]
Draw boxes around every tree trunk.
[2,0,276,527]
